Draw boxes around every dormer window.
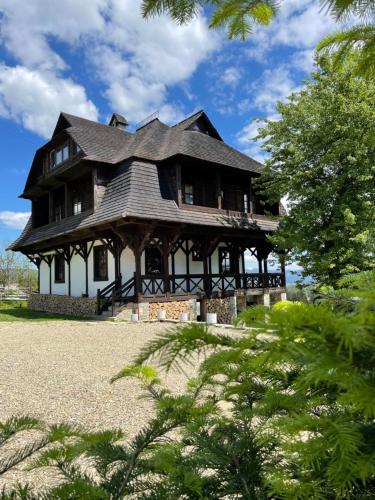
[49,142,69,169]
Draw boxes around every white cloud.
[252,66,299,114]
[88,0,219,123]
[246,1,337,60]
[0,0,219,132]
[236,64,299,160]
[0,0,107,70]
[0,65,98,138]
[220,66,241,87]
[0,211,30,229]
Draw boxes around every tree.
[142,0,278,40]
[2,272,375,498]
[257,55,375,286]
[318,1,375,78]
[0,247,37,291]
[142,0,375,77]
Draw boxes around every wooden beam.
[176,163,182,206]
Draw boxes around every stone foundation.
[205,296,237,324]
[28,293,97,317]
[148,299,197,321]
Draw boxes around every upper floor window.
[54,254,65,283]
[54,205,64,222]
[72,197,82,215]
[183,184,194,205]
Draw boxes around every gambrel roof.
[11,160,278,251]
[11,111,277,252]
[22,111,261,196]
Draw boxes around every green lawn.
[0,301,88,321]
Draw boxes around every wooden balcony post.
[134,247,142,300]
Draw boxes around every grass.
[0,301,89,321]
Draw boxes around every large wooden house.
[10,111,286,322]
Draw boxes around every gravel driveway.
[0,320,202,434]
[1,320,217,490]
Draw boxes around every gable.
[173,111,223,141]
[51,113,73,138]
[186,114,222,141]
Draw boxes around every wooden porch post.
[48,255,53,294]
[134,245,142,301]
[258,258,263,274]
[162,237,170,295]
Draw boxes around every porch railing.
[97,272,285,314]
[142,272,285,296]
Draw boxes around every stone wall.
[148,299,197,321]
[29,293,97,317]
[205,296,237,324]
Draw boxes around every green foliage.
[142,0,278,39]
[209,0,278,40]
[257,55,375,286]
[318,25,375,78]
[2,273,375,498]
[0,246,37,291]
[0,301,87,321]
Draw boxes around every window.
[145,247,163,274]
[94,245,108,281]
[54,254,65,283]
[73,197,82,215]
[73,143,81,155]
[183,184,194,205]
[219,248,237,274]
[49,142,70,169]
[54,205,63,222]
[192,249,202,261]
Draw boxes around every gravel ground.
[0,320,232,491]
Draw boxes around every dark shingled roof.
[11,160,278,250]
[11,111,277,251]
[23,111,262,194]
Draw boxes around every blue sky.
[0,0,342,248]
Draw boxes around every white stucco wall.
[37,239,247,299]
[70,251,86,297]
[120,247,136,283]
[39,260,50,294]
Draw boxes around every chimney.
[108,113,128,130]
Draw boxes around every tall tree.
[257,55,375,285]
[0,246,37,290]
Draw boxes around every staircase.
[96,275,135,316]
